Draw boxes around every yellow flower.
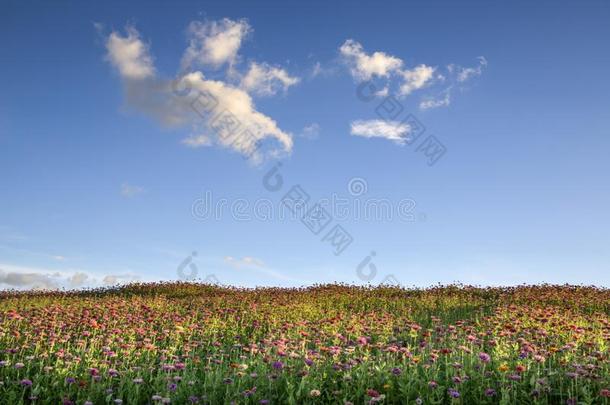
[499,363,509,372]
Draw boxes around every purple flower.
[448,388,460,398]
[65,377,76,384]
[304,359,314,367]
[478,352,491,363]
[259,400,270,405]
[272,361,284,370]
[428,381,438,389]
[20,379,33,386]
[391,367,402,376]
[485,388,496,397]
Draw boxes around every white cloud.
[419,91,451,110]
[300,123,320,139]
[338,39,437,100]
[224,256,265,269]
[240,62,299,96]
[181,134,213,148]
[418,56,487,110]
[454,56,487,83]
[339,39,403,81]
[102,274,140,285]
[0,264,98,290]
[104,23,294,162]
[399,64,436,96]
[69,272,89,287]
[105,27,155,80]
[350,119,412,145]
[181,18,250,69]
[0,268,61,290]
[175,72,293,159]
[311,61,323,77]
[120,182,145,198]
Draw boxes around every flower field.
[0,283,608,404]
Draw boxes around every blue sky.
[1,0,609,289]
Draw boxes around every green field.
[0,284,608,404]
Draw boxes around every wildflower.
[428,381,438,389]
[152,395,162,401]
[498,364,509,372]
[243,386,257,397]
[20,379,33,386]
[188,396,199,403]
[366,389,380,398]
[259,400,270,405]
[272,361,284,370]
[15,362,25,369]
[310,389,321,397]
[478,352,491,363]
[133,378,143,384]
[415,398,423,405]
[485,388,496,397]
[114,400,123,404]
[448,388,460,398]
[65,377,76,384]
[508,374,521,381]
[391,367,402,376]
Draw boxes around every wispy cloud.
[339,39,403,80]
[224,256,265,269]
[102,274,141,285]
[0,263,94,290]
[299,123,320,139]
[337,39,485,111]
[181,18,251,70]
[350,119,411,145]
[240,62,299,96]
[120,182,145,198]
[420,57,487,110]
